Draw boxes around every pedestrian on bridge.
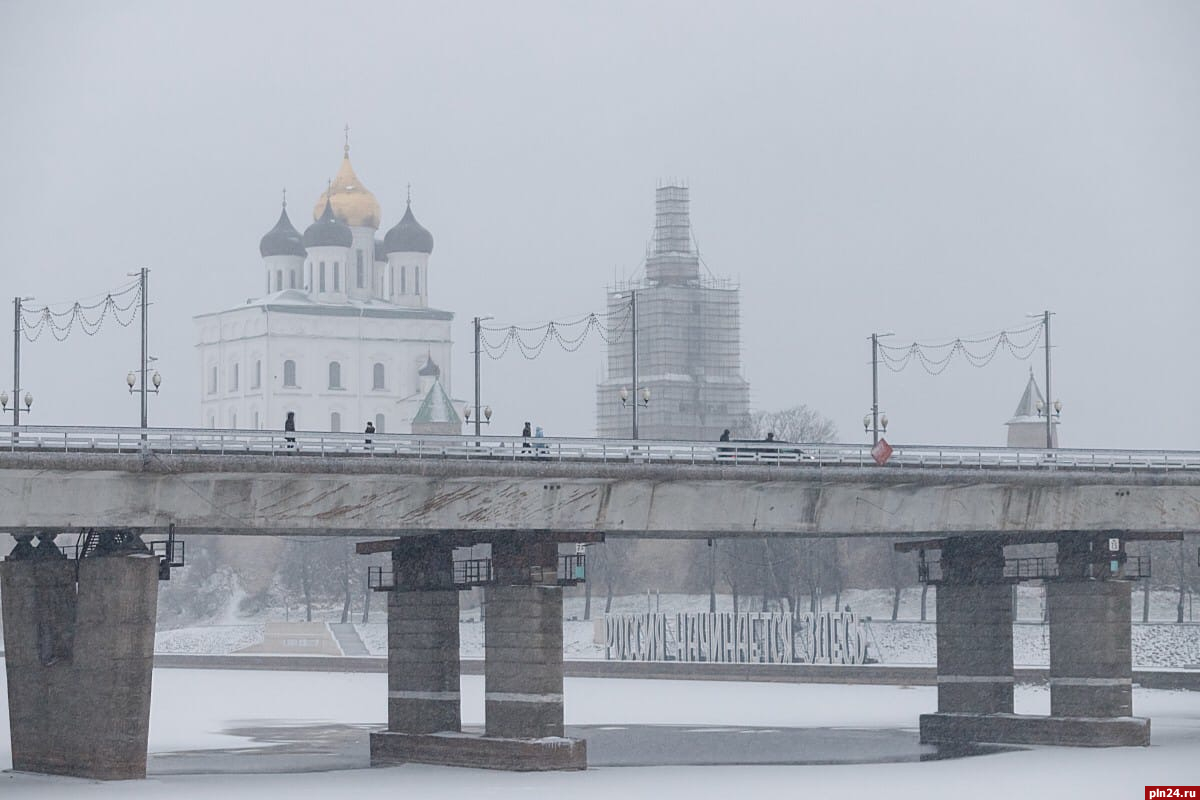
[284,412,296,451]
[364,421,375,449]
[522,421,532,452]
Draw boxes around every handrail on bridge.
[3,424,1200,473]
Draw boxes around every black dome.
[384,202,434,255]
[259,205,306,258]
[418,355,441,377]
[303,198,353,248]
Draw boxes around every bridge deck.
[3,426,1200,538]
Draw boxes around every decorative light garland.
[479,305,632,361]
[19,279,142,343]
[877,320,1044,376]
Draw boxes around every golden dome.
[313,149,381,229]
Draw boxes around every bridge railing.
[3,424,1200,473]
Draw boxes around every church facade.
[194,140,462,435]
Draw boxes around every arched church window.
[375,413,385,434]
[415,266,420,295]
[252,360,261,390]
[357,251,365,288]
[289,271,297,289]
[329,361,342,389]
[283,360,297,387]
[275,270,282,291]
[231,363,239,392]
[400,266,406,295]
[330,411,341,433]
[373,363,385,390]
[333,262,340,292]
[319,262,326,292]
[391,266,397,297]
[209,366,218,395]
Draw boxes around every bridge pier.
[383,540,461,734]
[2,533,159,780]
[1042,536,1148,744]
[368,535,586,771]
[932,538,1014,715]
[918,533,1150,748]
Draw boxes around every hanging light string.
[18,279,142,343]
[479,304,632,361]
[877,319,1044,376]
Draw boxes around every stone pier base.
[2,551,159,780]
[920,712,1150,747]
[370,730,587,771]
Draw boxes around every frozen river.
[2,663,1198,798]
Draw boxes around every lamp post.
[463,404,493,431]
[471,315,494,440]
[867,332,894,445]
[862,412,889,440]
[618,290,650,439]
[1035,397,1062,446]
[10,296,35,428]
[0,390,33,420]
[127,359,162,425]
[124,268,154,428]
[1026,310,1056,448]
[620,384,651,440]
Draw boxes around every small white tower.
[259,191,305,293]
[383,193,435,309]
[303,196,352,302]
[1006,369,1059,447]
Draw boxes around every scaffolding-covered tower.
[596,185,751,440]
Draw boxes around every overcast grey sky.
[1,1,1197,449]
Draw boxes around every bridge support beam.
[1,534,159,780]
[921,533,1150,748]
[1038,536,1148,745]
[384,541,460,734]
[932,538,1013,715]
[485,540,564,739]
[368,536,586,771]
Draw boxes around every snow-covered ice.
[2,661,1199,799]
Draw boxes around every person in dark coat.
[719,429,731,442]
[364,421,375,446]
[522,421,532,451]
[284,411,296,450]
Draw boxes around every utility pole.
[11,296,20,427]
[140,268,149,429]
[473,315,482,438]
[630,290,639,440]
[870,332,880,446]
[1043,309,1053,449]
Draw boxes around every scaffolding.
[597,185,751,441]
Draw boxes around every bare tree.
[739,404,838,443]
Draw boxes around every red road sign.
[871,438,893,465]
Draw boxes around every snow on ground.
[155,624,266,655]
[162,591,1200,667]
[2,662,1199,799]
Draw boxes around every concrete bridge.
[2,426,1198,778]
[2,426,1200,538]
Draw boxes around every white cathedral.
[194,140,463,436]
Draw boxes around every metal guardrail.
[918,553,1152,584]
[368,554,586,591]
[3,424,1200,473]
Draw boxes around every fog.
[1,1,1197,448]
